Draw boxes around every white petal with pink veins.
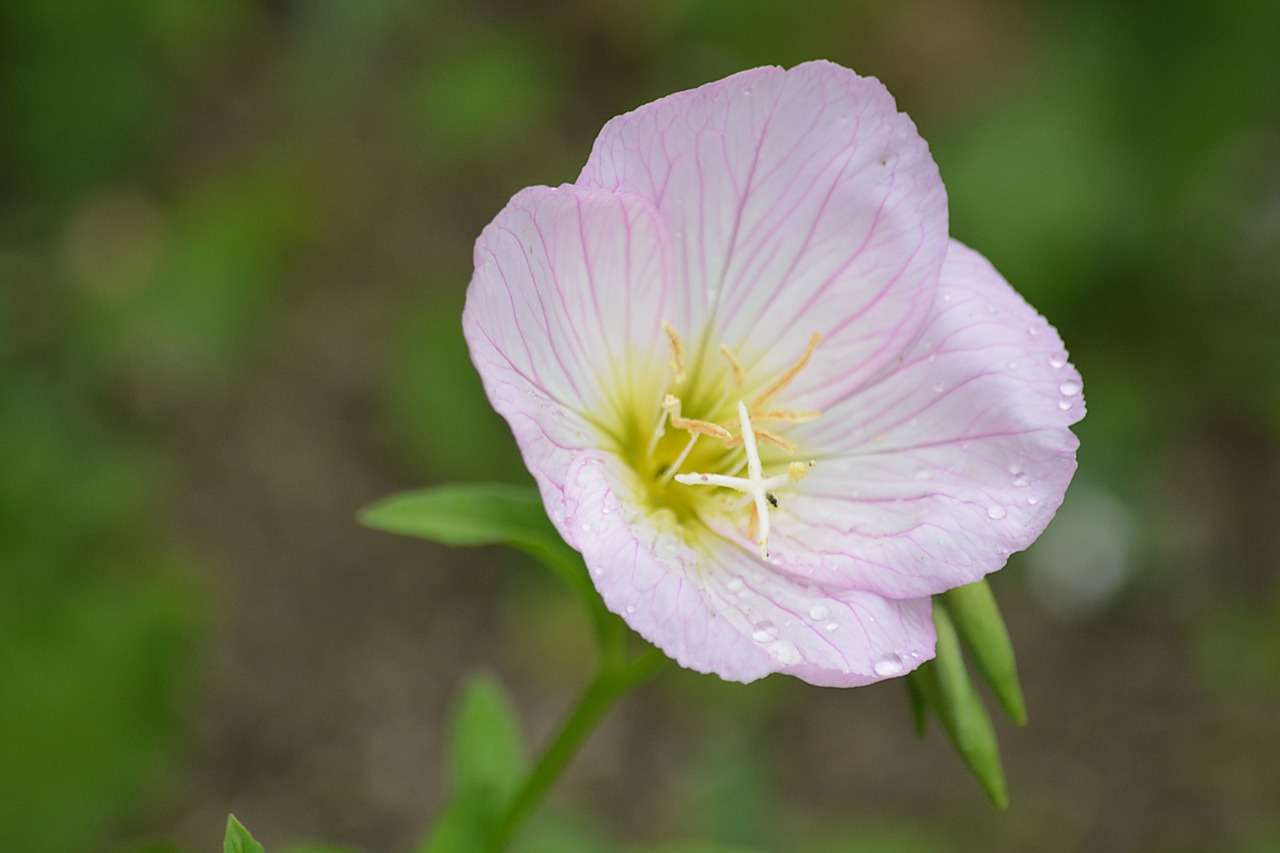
[558,450,935,684]
[770,239,1083,598]
[579,61,948,406]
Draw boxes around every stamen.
[662,321,687,385]
[752,332,822,410]
[646,399,670,459]
[658,432,700,483]
[750,409,821,425]
[725,428,797,454]
[664,394,732,441]
[674,401,813,559]
[719,344,744,388]
[788,460,815,482]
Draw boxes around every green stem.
[489,645,667,852]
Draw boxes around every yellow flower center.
[618,323,823,558]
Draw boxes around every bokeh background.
[3,1,1279,851]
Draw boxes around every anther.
[662,321,687,385]
[752,332,822,410]
[664,394,732,441]
[719,344,744,388]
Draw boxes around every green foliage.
[225,816,267,853]
[940,580,1027,725]
[906,605,1008,810]
[419,676,527,853]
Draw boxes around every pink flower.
[463,61,1082,686]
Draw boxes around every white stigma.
[675,401,813,558]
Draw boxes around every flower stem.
[489,644,667,852]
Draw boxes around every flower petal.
[557,451,936,685]
[464,183,682,427]
[769,239,1083,598]
[578,61,948,404]
[463,184,683,542]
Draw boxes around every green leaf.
[360,483,556,549]
[939,580,1028,725]
[903,668,931,739]
[448,674,526,802]
[419,675,527,853]
[916,606,1009,809]
[359,484,607,635]
[225,815,266,853]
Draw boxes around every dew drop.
[1059,380,1081,397]
[751,621,778,643]
[1028,496,1040,506]
[942,293,953,302]
[913,468,933,481]
[765,639,802,666]
[1058,399,1073,411]
[927,353,937,364]
[932,381,945,394]
[809,604,831,621]
[1007,361,1019,371]
[986,303,998,314]
[625,604,636,614]
[873,653,904,676]
[581,521,592,533]
[988,505,1007,520]
[825,621,840,632]
[592,566,604,577]
[726,577,745,593]
[1028,325,1041,337]
[1013,474,1030,488]
[1050,351,1068,369]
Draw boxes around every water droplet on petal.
[765,639,802,666]
[726,577,745,593]
[1028,325,1041,337]
[932,381,945,394]
[1028,496,1040,506]
[1059,380,1081,397]
[988,505,1007,520]
[825,621,840,632]
[873,653,905,676]
[581,521,592,533]
[987,303,998,314]
[1013,474,1030,488]
[1050,351,1068,369]
[1007,361,1019,371]
[752,621,778,643]
[942,293,953,302]
[927,353,937,364]
[1058,399,1072,411]
[809,604,831,621]
[913,469,933,481]
[625,604,636,614]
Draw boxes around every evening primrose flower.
[463,61,1082,686]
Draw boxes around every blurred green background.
[2,1,1279,851]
